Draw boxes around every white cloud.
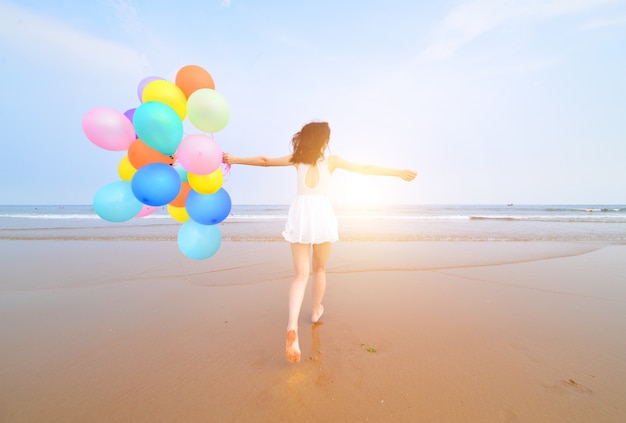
[419,0,621,61]
[579,14,626,30]
[0,1,150,77]
[483,57,559,76]
[537,0,619,16]
[109,0,141,36]
[419,0,516,61]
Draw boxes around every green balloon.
[187,89,230,133]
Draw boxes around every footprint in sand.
[561,378,593,394]
[545,378,593,395]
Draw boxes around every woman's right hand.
[222,153,236,165]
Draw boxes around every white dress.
[282,157,339,244]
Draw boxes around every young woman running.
[222,121,417,363]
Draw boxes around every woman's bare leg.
[311,242,332,323]
[286,243,311,363]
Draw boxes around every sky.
[1,0,625,206]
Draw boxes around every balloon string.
[222,162,231,178]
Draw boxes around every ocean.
[1,204,625,242]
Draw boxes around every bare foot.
[286,330,301,363]
[311,304,324,323]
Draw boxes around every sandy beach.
[1,239,625,422]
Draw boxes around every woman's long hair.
[290,122,330,165]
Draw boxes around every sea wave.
[545,207,625,213]
[0,213,174,220]
[6,212,623,223]
[469,215,626,223]
[3,232,625,242]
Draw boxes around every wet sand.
[1,240,625,422]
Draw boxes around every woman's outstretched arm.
[329,155,417,181]
[222,153,293,167]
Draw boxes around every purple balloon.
[137,76,164,102]
[124,108,136,122]
[124,108,138,139]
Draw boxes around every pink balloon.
[135,204,158,218]
[82,107,136,151]
[137,76,164,102]
[175,134,222,175]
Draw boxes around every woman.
[222,121,417,363]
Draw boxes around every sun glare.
[333,175,390,208]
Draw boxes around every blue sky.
[1,0,625,205]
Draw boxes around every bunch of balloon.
[82,64,232,260]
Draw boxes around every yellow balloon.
[118,155,137,181]
[188,168,224,194]
[142,79,187,120]
[167,204,189,222]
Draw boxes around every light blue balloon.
[186,188,232,225]
[178,220,222,260]
[131,163,181,206]
[174,163,188,182]
[133,101,183,156]
[93,181,143,222]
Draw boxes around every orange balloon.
[175,65,215,98]
[170,181,191,207]
[128,139,175,169]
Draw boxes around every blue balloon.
[186,188,232,225]
[178,220,222,260]
[131,163,181,206]
[93,181,143,222]
[133,101,183,155]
